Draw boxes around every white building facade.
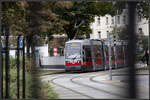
[90,9,149,40]
[137,17,149,36]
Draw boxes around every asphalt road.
[41,68,149,99]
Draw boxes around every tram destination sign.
[70,43,80,47]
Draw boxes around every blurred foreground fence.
[0,1,149,99]
[0,20,26,99]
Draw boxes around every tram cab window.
[65,43,81,59]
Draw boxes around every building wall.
[90,9,149,39]
[137,18,149,36]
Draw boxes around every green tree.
[136,0,150,19]
[50,1,116,40]
[2,2,27,36]
[111,26,128,40]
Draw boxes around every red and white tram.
[64,39,127,72]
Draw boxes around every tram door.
[83,45,93,71]
[116,45,124,68]
[104,45,115,69]
[123,44,128,67]
[93,45,105,70]
[104,45,109,69]
[90,40,104,70]
[111,46,115,69]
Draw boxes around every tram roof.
[66,39,102,44]
[66,39,127,46]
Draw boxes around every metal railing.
[0,21,26,99]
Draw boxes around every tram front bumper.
[65,65,84,71]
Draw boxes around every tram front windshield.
[65,43,81,59]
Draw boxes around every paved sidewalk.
[93,67,149,99]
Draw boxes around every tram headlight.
[65,61,69,63]
[77,60,81,63]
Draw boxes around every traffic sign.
[19,37,23,48]
[1,43,5,56]
[53,52,58,56]
[53,48,58,52]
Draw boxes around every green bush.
[2,57,58,99]
[136,54,144,62]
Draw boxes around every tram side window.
[121,46,124,60]
[124,45,128,60]
[83,46,91,62]
[116,46,122,60]
[111,46,114,60]
[105,46,109,61]
[93,45,103,59]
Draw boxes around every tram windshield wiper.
[72,55,78,60]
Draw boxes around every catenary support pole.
[0,1,2,99]
[148,0,150,67]
[114,10,118,69]
[107,31,112,80]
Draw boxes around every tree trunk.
[26,35,32,58]
[66,25,77,40]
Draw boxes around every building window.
[118,16,120,24]
[138,28,143,34]
[98,31,101,39]
[97,17,100,25]
[112,18,114,24]
[106,17,108,25]
[138,16,142,22]
[123,16,126,24]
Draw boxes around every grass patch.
[40,82,58,99]
[2,57,59,99]
[37,69,65,76]
[136,66,149,70]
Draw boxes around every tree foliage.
[111,26,128,40]
[50,1,116,39]
[2,2,26,35]
[137,0,150,19]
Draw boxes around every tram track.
[41,68,129,99]
[90,74,128,89]
[50,74,95,99]
[70,73,128,98]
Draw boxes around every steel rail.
[50,74,94,99]
[70,73,128,98]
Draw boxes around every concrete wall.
[41,56,65,65]
[39,56,65,69]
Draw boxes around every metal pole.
[17,36,20,99]
[127,2,137,98]
[103,43,107,71]
[0,1,2,99]
[5,21,10,98]
[22,37,25,98]
[1,55,3,99]
[148,1,150,67]
[114,10,118,69]
[122,42,126,66]
[107,31,112,80]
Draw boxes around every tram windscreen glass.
[65,43,81,59]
